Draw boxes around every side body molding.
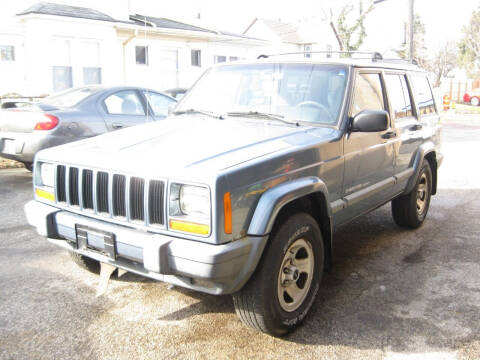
[403,142,436,195]
[247,177,332,236]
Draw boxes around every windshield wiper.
[173,108,224,119]
[227,111,299,126]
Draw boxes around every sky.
[1,0,478,53]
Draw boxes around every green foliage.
[458,8,480,78]
[336,1,375,55]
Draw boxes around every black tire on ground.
[69,251,100,274]
[23,162,33,171]
[471,97,480,106]
[232,212,324,336]
[391,160,432,229]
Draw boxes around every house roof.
[130,15,217,34]
[17,2,117,22]
[244,18,306,44]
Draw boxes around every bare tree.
[423,42,458,88]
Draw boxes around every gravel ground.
[1,118,479,359]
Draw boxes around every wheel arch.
[247,177,333,270]
[405,144,438,195]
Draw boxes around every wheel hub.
[277,238,314,312]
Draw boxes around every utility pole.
[408,0,415,61]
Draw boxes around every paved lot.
[1,119,480,360]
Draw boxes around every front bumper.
[25,200,267,295]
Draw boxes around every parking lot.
[1,117,479,360]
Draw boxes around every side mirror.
[351,110,389,132]
[167,102,177,116]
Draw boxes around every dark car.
[0,86,176,169]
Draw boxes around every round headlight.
[179,185,210,217]
[40,163,55,188]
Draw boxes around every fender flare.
[247,176,332,236]
[404,142,437,195]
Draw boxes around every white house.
[243,18,340,60]
[0,2,267,96]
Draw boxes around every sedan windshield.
[176,63,348,125]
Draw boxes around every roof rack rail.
[257,50,384,61]
[380,58,419,65]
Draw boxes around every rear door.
[383,72,423,193]
[100,90,147,131]
[338,69,396,223]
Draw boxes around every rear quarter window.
[411,75,436,116]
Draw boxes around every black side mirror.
[351,110,389,132]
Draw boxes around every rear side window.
[411,75,436,116]
[384,74,413,120]
[104,90,145,115]
[351,73,384,116]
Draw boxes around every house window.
[0,45,15,61]
[83,67,102,85]
[52,66,73,92]
[191,49,201,67]
[214,55,226,64]
[136,46,148,65]
[326,44,332,58]
[304,45,312,58]
[229,56,239,62]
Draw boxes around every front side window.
[411,75,436,116]
[0,45,15,61]
[136,46,148,65]
[177,63,348,125]
[104,91,145,115]
[385,74,413,120]
[351,73,384,117]
[143,91,176,117]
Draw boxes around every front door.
[338,70,396,225]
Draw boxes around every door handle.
[382,131,397,139]
[112,123,124,129]
[408,124,423,131]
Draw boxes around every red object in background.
[34,114,59,130]
[463,92,471,103]
[463,88,480,106]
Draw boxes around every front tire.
[23,162,33,171]
[471,97,480,106]
[233,213,324,336]
[391,160,432,228]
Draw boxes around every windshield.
[177,63,348,125]
[42,87,97,107]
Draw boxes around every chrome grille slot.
[96,171,109,213]
[148,180,164,225]
[129,177,145,221]
[68,167,79,206]
[56,165,66,202]
[54,163,166,229]
[112,174,126,217]
[82,169,94,210]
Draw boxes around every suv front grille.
[54,164,165,227]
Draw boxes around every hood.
[37,116,336,179]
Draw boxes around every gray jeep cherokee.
[25,55,443,336]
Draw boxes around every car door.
[142,91,177,120]
[339,70,396,224]
[101,89,147,131]
[383,72,424,193]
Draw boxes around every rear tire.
[391,160,432,229]
[69,251,100,274]
[233,212,324,336]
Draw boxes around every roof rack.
[257,51,419,65]
[257,51,383,61]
